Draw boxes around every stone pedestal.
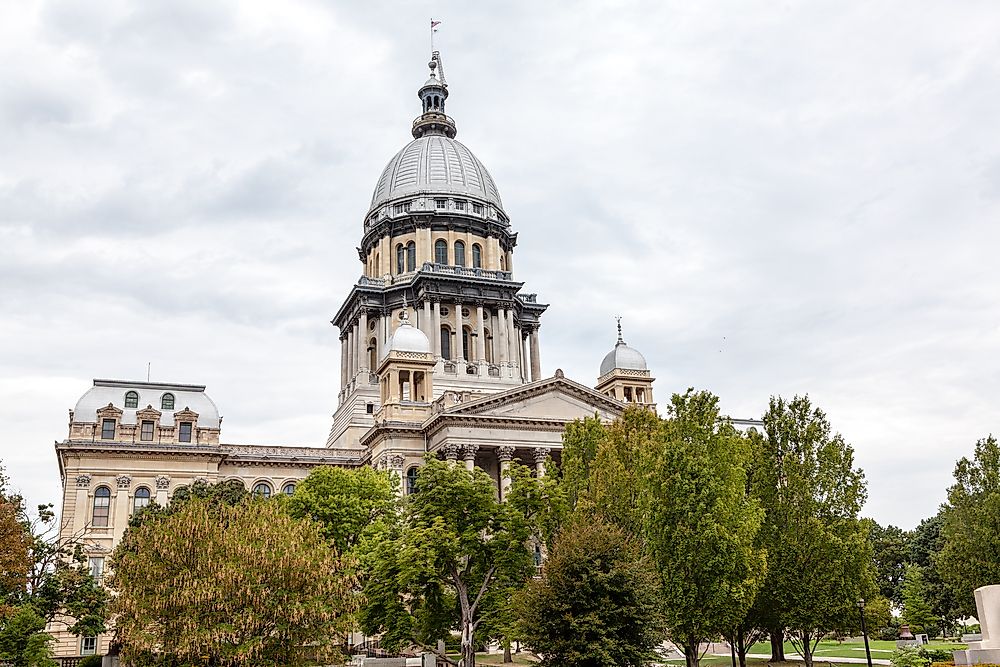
[955,585,1000,665]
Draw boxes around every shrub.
[78,655,103,667]
[922,649,953,663]
[892,647,930,667]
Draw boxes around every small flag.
[431,19,441,31]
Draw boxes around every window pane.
[93,487,111,527]
[161,393,174,410]
[406,468,418,494]
[140,420,154,442]
[396,244,405,274]
[440,327,451,360]
[434,240,448,264]
[101,419,115,440]
[406,242,416,272]
[472,244,482,268]
[178,422,192,443]
[81,637,97,655]
[124,391,138,408]
[134,487,151,511]
[454,242,465,267]
[253,482,271,498]
[88,557,104,581]
[282,483,296,496]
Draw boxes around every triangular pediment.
[447,375,625,422]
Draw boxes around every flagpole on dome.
[430,18,441,54]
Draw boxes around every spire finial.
[615,316,625,345]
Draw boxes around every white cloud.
[2,0,999,529]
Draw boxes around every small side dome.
[383,314,431,359]
[599,319,648,377]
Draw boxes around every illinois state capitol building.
[50,53,683,659]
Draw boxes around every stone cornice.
[444,375,627,418]
[55,440,362,468]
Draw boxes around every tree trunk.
[684,639,700,667]
[800,631,813,667]
[503,640,512,663]
[770,629,785,662]
[459,616,476,667]
[736,627,749,667]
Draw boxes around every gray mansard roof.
[369,135,502,211]
[74,379,221,428]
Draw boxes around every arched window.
[253,482,272,499]
[406,241,416,271]
[435,239,448,264]
[282,482,296,496]
[484,329,493,363]
[440,326,452,360]
[368,338,377,372]
[500,255,506,271]
[454,241,466,267]
[92,486,111,527]
[133,487,151,512]
[406,467,418,495]
[396,244,405,274]
[472,244,482,268]
[462,327,471,361]
[124,391,139,409]
[161,393,175,410]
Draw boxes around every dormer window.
[435,199,447,209]
[392,201,411,215]
[124,391,139,409]
[161,393,175,410]
[101,419,116,440]
[455,200,466,211]
[472,203,483,215]
[140,420,155,442]
[178,422,193,443]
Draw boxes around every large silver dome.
[370,135,503,211]
[600,341,648,377]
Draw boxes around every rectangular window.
[435,199,447,209]
[88,556,104,582]
[455,200,466,211]
[100,419,115,440]
[140,420,154,441]
[472,203,483,215]
[81,636,97,656]
[178,422,193,443]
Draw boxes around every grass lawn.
[746,639,967,659]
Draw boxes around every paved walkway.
[711,653,890,666]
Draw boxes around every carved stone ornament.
[388,454,406,469]
[115,474,132,489]
[441,443,461,461]
[496,445,516,463]
[462,444,480,461]
[75,474,92,487]
[533,447,552,464]
[155,475,170,490]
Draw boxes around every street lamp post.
[858,598,874,667]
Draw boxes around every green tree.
[1,461,107,666]
[285,466,397,556]
[910,514,962,634]
[750,395,874,667]
[901,565,939,635]
[937,435,1000,617]
[515,515,665,667]
[358,457,546,667]
[867,520,912,606]
[645,393,767,667]
[110,497,354,667]
[560,414,606,511]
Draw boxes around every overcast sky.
[2,0,999,530]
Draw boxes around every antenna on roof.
[146,362,151,382]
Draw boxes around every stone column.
[358,311,369,372]
[72,474,91,534]
[497,446,515,501]
[462,444,479,471]
[521,332,530,383]
[507,310,519,369]
[453,302,464,363]
[533,447,551,477]
[422,300,433,339]
[442,443,460,464]
[112,474,132,543]
[340,334,348,388]
[530,329,542,381]
[475,304,486,363]
[432,301,441,357]
[388,454,406,499]
[347,324,356,382]
[155,475,170,506]
[497,307,509,363]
